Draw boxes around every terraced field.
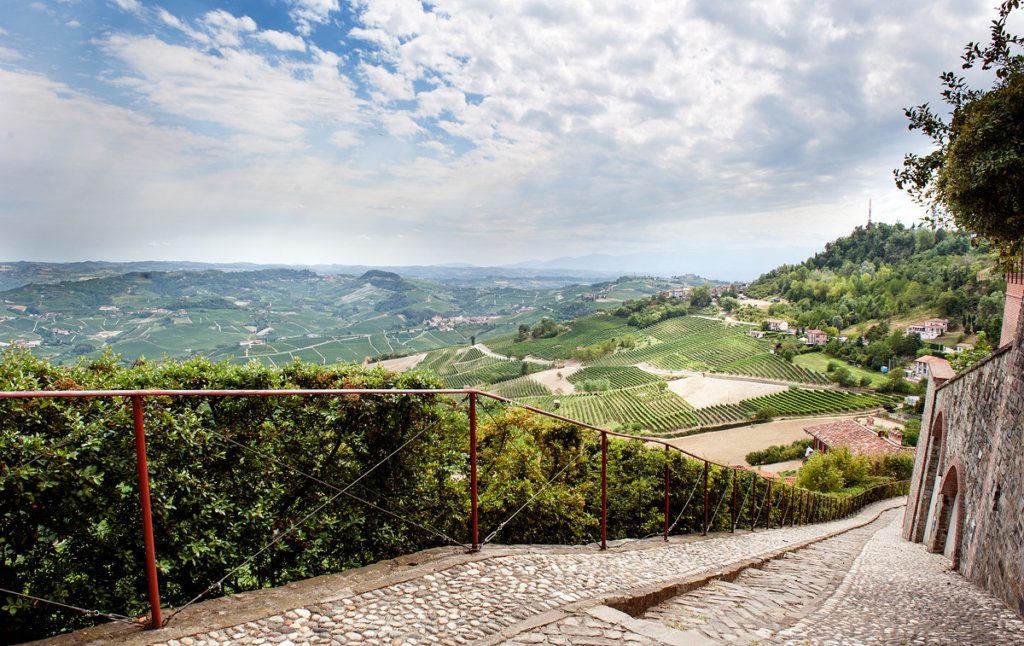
[718,354,832,385]
[418,347,525,388]
[487,375,552,399]
[487,315,630,360]
[519,383,699,433]
[567,366,662,389]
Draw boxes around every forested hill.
[744,223,1005,339]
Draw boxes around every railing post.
[131,395,162,630]
[730,469,737,533]
[663,446,670,541]
[702,461,709,535]
[750,475,757,532]
[765,480,773,529]
[601,432,608,550]
[469,392,479,552]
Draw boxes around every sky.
[0,0,1014,280]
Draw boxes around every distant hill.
[744,223,1004,339]
[0,268,694,367]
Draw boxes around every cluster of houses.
[426,315,499,331]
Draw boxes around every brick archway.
[930,462,965,569]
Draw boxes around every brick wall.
[903,295,1024,617]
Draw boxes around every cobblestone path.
[639,509,888,642]
[770,510,1024,645]
[631,508,1024,645]
[142,499,1024,646]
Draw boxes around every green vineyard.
[519,383,699,433]
[567,366,663,389]
[743,388,902,415]
[418,347,525,388]
[488,315,630,360]
[717,354,832,385]
[487,375,552,399]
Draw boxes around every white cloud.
[66,20,81,27]
[110,0,142,13]
[286,0,339,34]
[99,33,364,145]
[0,46,23,61]
[254,29,307,52]
[199,9,257,47]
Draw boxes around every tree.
[689,285,712,308]
[895,1,1024,268]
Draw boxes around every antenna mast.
[868,199,872,227]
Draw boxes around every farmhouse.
[765,318,788,331]
[906,318,948,340]
[803,419,908,456]
[805,329,828,346]
[908,355,954,380]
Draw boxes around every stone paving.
[769,510,1024,645]
[639,508,886,643]
[138,499,1024,646]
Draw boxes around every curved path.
[61,500,1024,646]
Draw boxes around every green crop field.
[486,375,552,399]
[418,347,526,388]
[519,383,698,433]
[794,352,887,387]
[488,314,630,360]
[568,366,662,389]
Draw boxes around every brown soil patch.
[529,366,579,395]
[667,375,787,408]
[666,416,852,466]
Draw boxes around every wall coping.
[934,343,1013,395]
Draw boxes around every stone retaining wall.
[903,296,1024,617]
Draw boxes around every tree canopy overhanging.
[895,0,1024,267]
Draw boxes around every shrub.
[577,378,611,392]
[753,407,777,422]
[797,453,845,493]
[796,447,871,492]
[869,452,915,480]
[745,438,812,466]
[859,376,873,387]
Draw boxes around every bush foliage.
[0,350,908,643]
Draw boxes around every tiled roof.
[915,355,955,379]
[804,419,910,456]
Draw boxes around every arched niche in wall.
[930,462,964,570]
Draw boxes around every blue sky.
[0,0,1013,280]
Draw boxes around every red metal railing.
[0,387,910,631]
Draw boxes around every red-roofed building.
[804,419,911,456]
[910,354,954,380]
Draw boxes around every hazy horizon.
[2,0,1016,278]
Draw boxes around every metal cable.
[752,481,771,528]
[0,426,89,487]
[165,414,441,623]
[665,469,703,535]
[732,475,755,532]
[0,587,139,625]
[208,429,469,549]
[706,476,729,531]
[481,437,591,545]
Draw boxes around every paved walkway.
[83,499,1023,646]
